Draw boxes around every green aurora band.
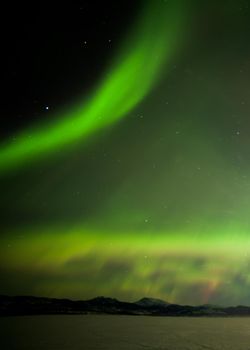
[1,228,250,305]
[0,0,184,173]
[2,1,250,306]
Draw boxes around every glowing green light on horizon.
[1,227,250,304]
[0,0,185,173]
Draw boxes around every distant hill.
[1,295,250,316]
[135,297,170,307]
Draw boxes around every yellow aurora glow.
[1,227,250,305]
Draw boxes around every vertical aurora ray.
[0,0,186,173]
[1,228,250,304]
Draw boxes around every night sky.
[1,0,250,306]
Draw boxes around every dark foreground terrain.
[1,295,250,316]
[1,315,250,350]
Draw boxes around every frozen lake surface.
[1,315,250,349]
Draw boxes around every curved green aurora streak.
[2,1,250,306]
[0,0,185,173]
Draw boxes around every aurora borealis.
[0,1,183,172]
[2,0,250,306]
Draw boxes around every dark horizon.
[2,294,250,309]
